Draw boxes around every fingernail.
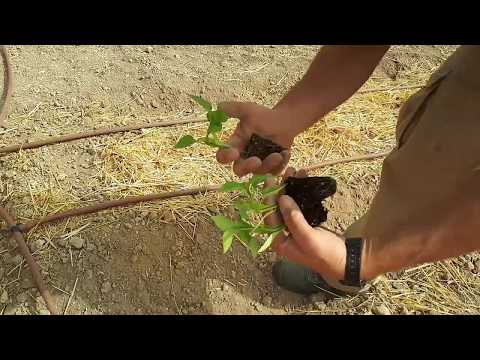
[278,195,293,215]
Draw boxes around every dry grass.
[3,45,478,315]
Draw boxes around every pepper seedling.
[175,96,230,149]
[211,175,286,256]
[174,96,286,256]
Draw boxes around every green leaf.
[248,237,260,257]
[258,230,283,253]
[237,208,248,220]
[236,229,252,244]
[249,201,276,214]
[202,136,230,149]
[232,229,253,252]
[208,110,229,124]
[206,110,229,136]
[234,200,275,216]
[250,175,268,188]
[190,95,212,111]
[223,230,234,254]
[211,215,236,232]
[212,216,251,232]
[262,185,285,197]
[234,200,251,220]
[207,120,223,135]
[254,225,284,234]
[220,182,246,193]
[175,135,196,148]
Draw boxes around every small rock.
[372,304,391,315]
[38,309,50,315]
[475,260,480,274]
[8,237,16,248]
[3,304,18,315]
[266,252,277,263]
[311,293,326,303]
[400,306,411,315]
[86,269,93,279]
[391,281,405,290]
[150,100,159,108]
[262,295,272,307]
[0,290,9,304]
[173,54,179,59]
[8,254,23,266]
[101,281,112,294]
[21,276,35,289]
[31,239,45,252]
[69,236,85,250]
[4,170,16,179]
[57,237,67,247]
[467,261,475,272]
[16,292,28,303]
[145,46,154,53]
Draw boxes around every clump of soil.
[284,176,337,227]
[242,134,286,160]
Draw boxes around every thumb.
[278,195,316,249]
[218,101,262,120]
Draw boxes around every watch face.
[343,238,363,287]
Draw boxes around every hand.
[264,168,375,281]
[216,101,295,177]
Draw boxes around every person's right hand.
[216,101,296,177]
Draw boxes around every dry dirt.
[1,45,478,315]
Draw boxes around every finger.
[218,101,256,119]
[281,150,291,168]
[216,146,240,164]
[283,167,296,180]
[233,157,262,177]
[263,175,278,194]
[296,168,308,178]
[278,195,316,249]
[254,153,284,175]
[275,236,318,270]
[216,123,252,163]
[269,150,290,177]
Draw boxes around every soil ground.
[2,45,479,315]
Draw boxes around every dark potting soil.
[242,134,286,160]
[284,176,337,227]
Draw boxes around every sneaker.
[272,259,362,297]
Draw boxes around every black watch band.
[340,237,364,287]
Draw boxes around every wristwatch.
[340,237,364,287]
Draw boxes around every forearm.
[274,45,390,137]
[362,187,480,280]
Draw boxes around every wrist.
[273,100,327,138]
[359,236,383,281]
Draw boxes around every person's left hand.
[263,168,350,281]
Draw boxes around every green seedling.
[212,175,286,256]
[174,97,286,256]
[175,96,230,149]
